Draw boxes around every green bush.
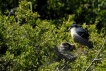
[0,0,106,71]
[1,0,106,29]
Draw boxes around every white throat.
[70,28,77,38]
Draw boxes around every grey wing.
[76,28,89,39]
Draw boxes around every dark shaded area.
[0,60,12,71]
[0,43,8,54]
[36,0,48,19]
[0,0,105,29]
[0,32,8,55]
[36,0,63,19]
[0,0,19,15]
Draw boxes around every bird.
[54,42,76,62]
[69,24,93,51]
[58,42,75,53]
[54,42,77,70]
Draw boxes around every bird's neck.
[71,28,77,38]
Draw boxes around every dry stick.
[84,38,106,71]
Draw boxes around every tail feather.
[87,40,93,49]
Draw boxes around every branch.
[85,38,106,71]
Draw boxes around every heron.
[55,42,76,61]
[69,24,93,51]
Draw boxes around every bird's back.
[76,27,89,39]
[73,32,93,48]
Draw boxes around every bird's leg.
[77,44,82,55]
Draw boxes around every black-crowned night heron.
[69,24,93,51]
[55,42,76,62]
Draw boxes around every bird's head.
[58,42,76,52]
[65,24,81,32]
[66,24,78,32]
[70,24,81,29]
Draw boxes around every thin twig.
[85,38,106,71]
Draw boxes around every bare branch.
[85,38,106,71]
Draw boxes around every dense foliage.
[0,0,106,71]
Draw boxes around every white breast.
[70,28,77,39]
[70,28,82,43]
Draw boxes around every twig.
[85,38,106,71]
[28,2,33,12]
